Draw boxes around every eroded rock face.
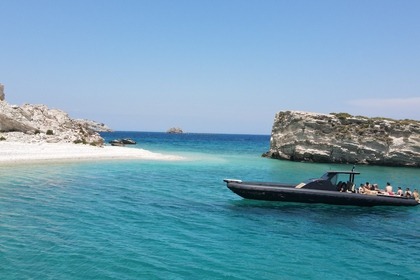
[265,111,420,167]
[0,100,111,145]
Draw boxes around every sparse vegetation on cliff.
[268,111,420,167]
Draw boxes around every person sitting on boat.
[385,182,393,195]
[396,187,404,196]
[363,182,371,191]
[363,182,377,195]
[413,189,419,202]
[404,188,412,198]
[362,184,370,194]
[358,184,364,193]
[346,181,355,193]
[373,184,380,192]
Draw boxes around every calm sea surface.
[1,132,419,279]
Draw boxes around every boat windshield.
[326,173,339,185]
[321,172,356,185]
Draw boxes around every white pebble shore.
[0,142,183,164]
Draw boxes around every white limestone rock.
[265,111,420,167]
[0,100,106,145]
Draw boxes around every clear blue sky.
[1,0,419,134]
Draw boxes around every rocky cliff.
[0,86,111,145]
[264,111,420,167]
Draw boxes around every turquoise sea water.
[1,132,419,279]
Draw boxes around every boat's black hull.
[226,182,419,207]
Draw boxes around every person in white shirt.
[385,182,393,195]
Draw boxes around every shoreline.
[0,142,183,164]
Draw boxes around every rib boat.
[224,170,419,207]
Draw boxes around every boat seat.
[346,181,355,193]
[295,182,306,189]
[341,182,348,192]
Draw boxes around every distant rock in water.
[0,84,111,145]
[263,111,420,167]
[167,127,183,134]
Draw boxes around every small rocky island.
[0,84,111,145]
[167,127,183,134]
[264,111,420,167]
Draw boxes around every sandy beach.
[0,142,183,164]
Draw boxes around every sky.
[1,0,420,134]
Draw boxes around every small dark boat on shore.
[109,139,124,146]
[121,138,136,144]
[109,138,136,146]
[224,170,419,207]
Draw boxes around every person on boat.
[362,182,377,195]
[363,182,371,191]
[362,184,370,194]
[358,184,364,193]
[404,188,412,198]
[413,189,419,202]
[396,187,404,196]
[385,182,393,195]
[371,184,380,194]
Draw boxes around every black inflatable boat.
[224,170,419,207]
